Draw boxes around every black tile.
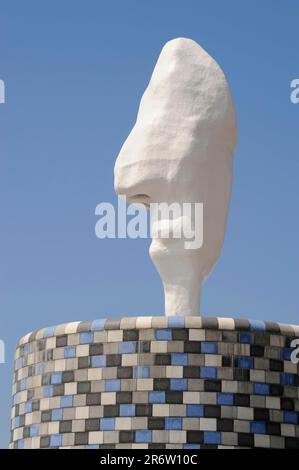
[77,321,93,333]
[165,391,183,404]
[23,427,30,438]
[123,330,139,342]
[234,319,250,331]
[154,378,170,391]
[77,381,91,394]
[27,389,35,400]
[269,359,283,372]
[187,431,204,444]
[78,357,90,369]
[184,341,200,353]
[62,371,74,383]
[281,397,294,411]
[136,404,152,417]
[202,318,218,329]
[85,418,100,431]
[119,431,135,443]
[183,366,200,378]
[32,400,40,412]
[41,410,51,422]
[285,437,299,449]
[253,332,270,346]
[148,418,165,430]
[37,340,46,351]
[250,345,265,357]
[116,392,132,404]
[254,408,269,421]
[139,341,150,353]
[222,356,232,367]
[86,393,101,406]
[106,354,121,367]
[269,384,283,396]
[105,319,121,330]
[75,432,88,446]
[149,444,166,449]
[222,331,238,343]
[53,384,64,396]
[233,369,250,381]
[117,367,133,379]
[40,436,50,448]
[103,405,119,417]
[56,335,68,348]
[266,422,281,435]
[204,380,221,392]
[204,405,221,418]
[238,433,254,447]
[89,344,103,356]
[155,354,171,366]
[59,420,72,433]
[217,418,233,432]
[264,321,280,333]
[42,373,51,386]
[172,328,189,340]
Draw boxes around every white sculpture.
[114,38,237,316]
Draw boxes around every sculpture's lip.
[127,194,151,208]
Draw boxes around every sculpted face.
[114,38,237,316]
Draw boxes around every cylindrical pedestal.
[10,316,299,449]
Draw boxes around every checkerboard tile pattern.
[10,317,299,449]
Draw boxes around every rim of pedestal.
[16,316,299,348]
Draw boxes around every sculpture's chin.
[149,237,203,317]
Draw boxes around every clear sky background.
[0,0,298,447]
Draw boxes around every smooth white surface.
[114,38,237,316]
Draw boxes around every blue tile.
[240,333,252,344]
[51,372,62,384]
[149,391,165,404]
[133,366,149,379]
[100,418,115,431]
[168,317,185,328]
[43,326,56,338]
[201,342,217,354]
[80,332,93,344]
[23,344,30,355]
[284,411,298,424]
[135,430,152,443]
[254,383,270,395]
[29,425,38,437]
[118,342,136,354]
[119,404,136,417]
[91,318,107,330]
[280,373,294,385]
[50,434,62,447]
[105,379,121,392]
[91,355,106,368]
[238,356,254,369]
[200,366,217,379]
[183,444,200,449]
[38,363,45,374]
[19,379,27,391]
[60,395,73,407]
[204,431,221,445]
[155,329,172,341]
[17,439,24,449]
[64,346,76,358]
[85,445,99,449]
[217,393,234,406]
[283,348,292,361]
[43,386,53,398]
[249,320,266,332]
[23,401,31,414]
[170,378,187,391]
[251,421,266,434]
[15,417,21,428]
[187,405,204,417]
[165,417,182,430]
[171,353,188,366]
[51,409,63,421]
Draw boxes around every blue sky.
[0,0,298,447]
